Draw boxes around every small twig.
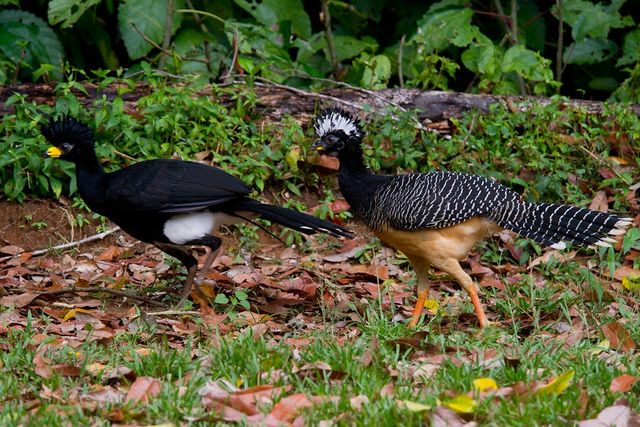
[398,35,405,88]
[144,309,201,316]
[555,0,564,92]
[31,227,121,256]
[112,149,137,162]
[222,30,240,83]
[131,22,177,59]
[186,0,214,76]
[158,0,175,69]
[13,286,166,307]
[321,0,339,76]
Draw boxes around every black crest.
[41,116,93,145]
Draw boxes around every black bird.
[311,108,632,327]
[42,116,352,303]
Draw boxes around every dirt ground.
[0,198,119,252]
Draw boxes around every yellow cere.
[47,146,62,158]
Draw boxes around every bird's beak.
[310,140,326,152]
[46,146,62,158]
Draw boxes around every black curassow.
[42,116,352,303]
[311,108,633,327]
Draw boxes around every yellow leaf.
[400,400,431,412]
[622,276,640,292]
[423,299,440,315]
[535,369,575,395]
[473,377,498,392]
[62,307,93,322]
[443,395,477,413]
[285,146,301,172]
[590,339,610,355]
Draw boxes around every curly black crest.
[41,116,94,145]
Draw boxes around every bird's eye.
[61,143,73,152]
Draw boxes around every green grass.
[1,270,639,426]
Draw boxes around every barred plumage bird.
[311,108,633,327]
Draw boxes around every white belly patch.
[163,211,240,244]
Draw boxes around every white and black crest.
[313,108,364,139]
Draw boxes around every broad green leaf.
[334,35,376,62]
[0,10,64,78]
[412,8,475,52]
[360,54,391,89]
[443,395,477,413]
[564,38,616,65]
[535,369,575,395]
[48,0,101,28]
[118,0,184,60]
[552,0,633,41]
[233,0,311,39]
[618,29,640,66]
[462,42,497,75]
[214,293,229,304]
[502,45,553,81]
[473,377,498,391]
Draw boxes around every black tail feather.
[231,199,353,239]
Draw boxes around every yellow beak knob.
[46,146,62,158]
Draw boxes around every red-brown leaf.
[0,293,39,308]
[589,191,609,212]
[609,374,638,393]
[602,321,635,352]
[270,393,313,422]
[33,354,53,379]
[125,376,162,403]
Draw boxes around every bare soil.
[0,197,121,252]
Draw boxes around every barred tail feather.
[489,201,632,249]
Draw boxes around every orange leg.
[408,288,430,327]
[406,255,432,327]
[432,257,489,328]
[464,283,488,328]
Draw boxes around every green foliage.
[48,0,101,28]
[118,0,184,60]
[0,9,64,82]
[1,0,638,99]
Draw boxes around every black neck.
[74,146,106,209]
[337,139,370,174]
[336,139,383,216]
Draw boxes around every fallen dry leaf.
[431,406,471,427]
[0,292,39,308]
[125,376,162,403]
[270,393,313,422]
[578,405,630,427]
[349,395,369,411]
[589,191,609,213]
[609,374,638,393]
[602,321,635,352]
[33,354,53,379]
